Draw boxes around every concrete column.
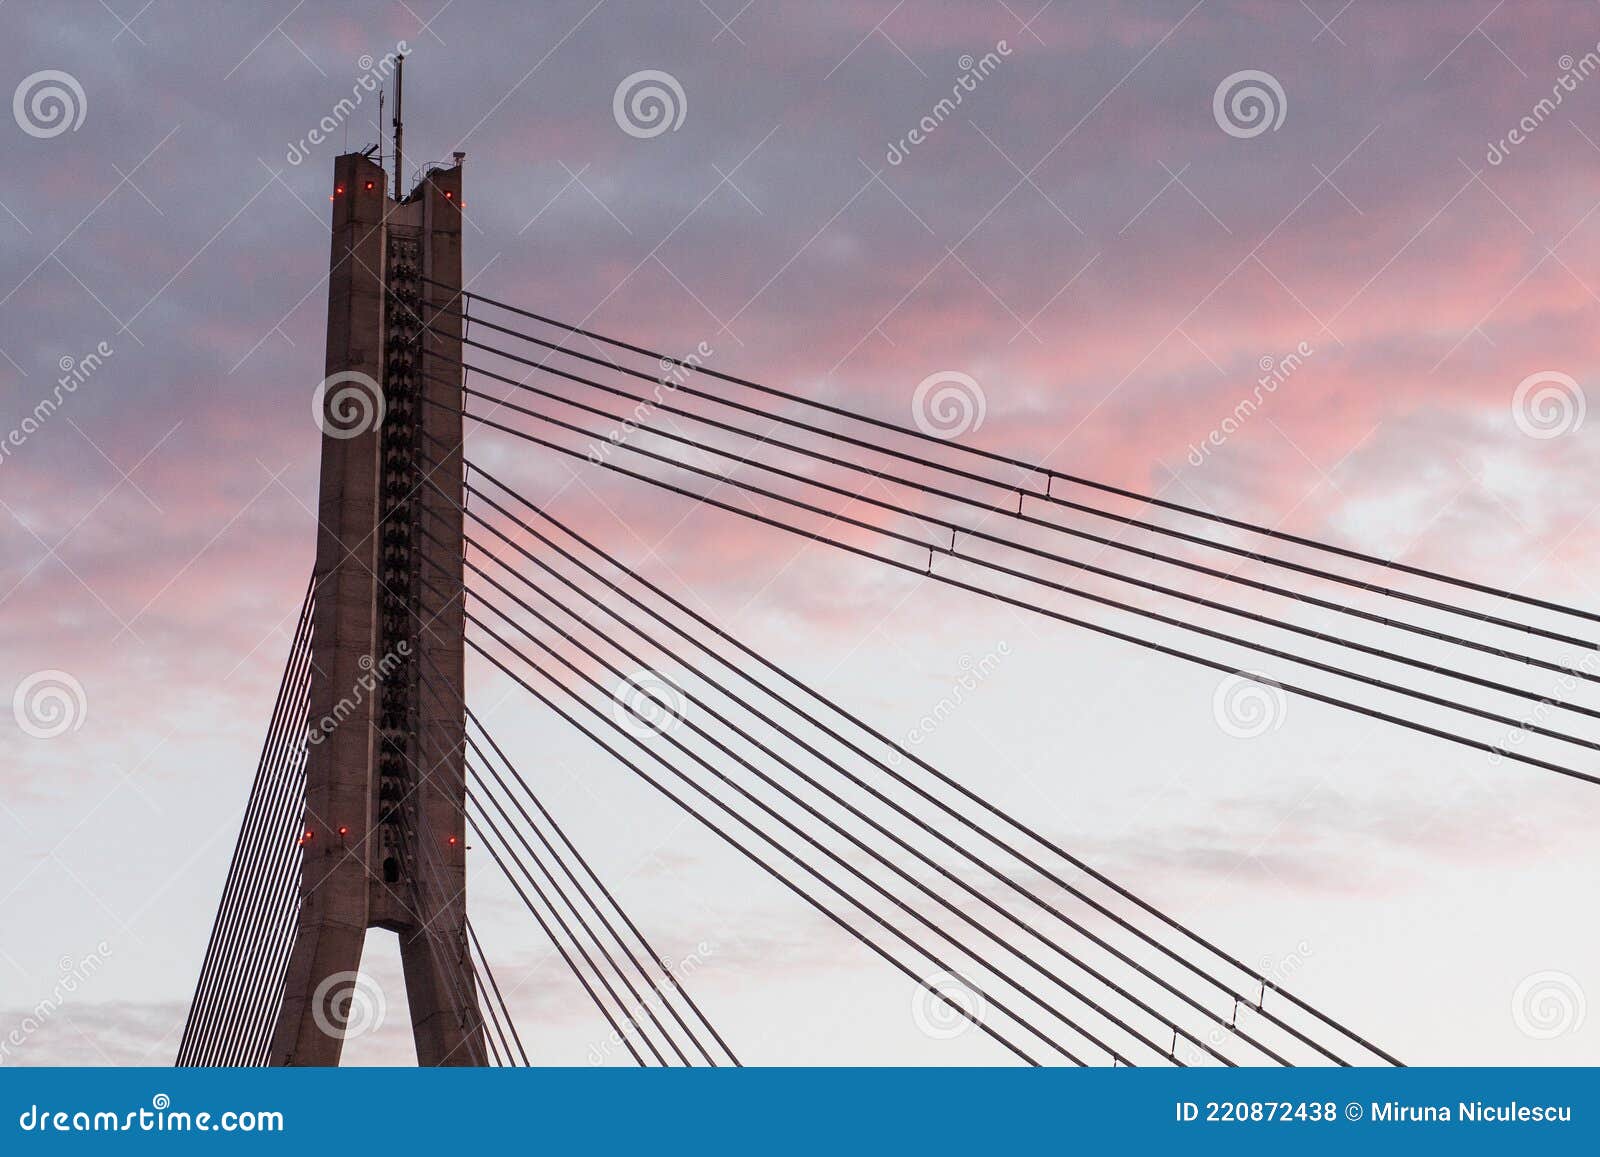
[269,153,389,1067]
[396,161,482,1066]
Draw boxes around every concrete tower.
[268,149,483,1066]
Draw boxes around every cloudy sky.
[2,0,1598,1066]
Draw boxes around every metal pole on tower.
[392,54,404,201]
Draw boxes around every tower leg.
[269,153,388,1068]
[400,928,478,1065]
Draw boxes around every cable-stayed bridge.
[173,144,1596,1069]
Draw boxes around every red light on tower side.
[337,825,350,838]
[447,835,459,847]
[364,181,374,190]
[298,828,314,846]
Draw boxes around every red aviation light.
[364,181,375,190]
[298,828,314,846]
[447,835,459,847]
[337,825,350,838]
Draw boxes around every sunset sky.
[2,0,1598,1066]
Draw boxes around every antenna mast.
[392,53,405,200]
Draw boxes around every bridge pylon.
[267,150,483,1066]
